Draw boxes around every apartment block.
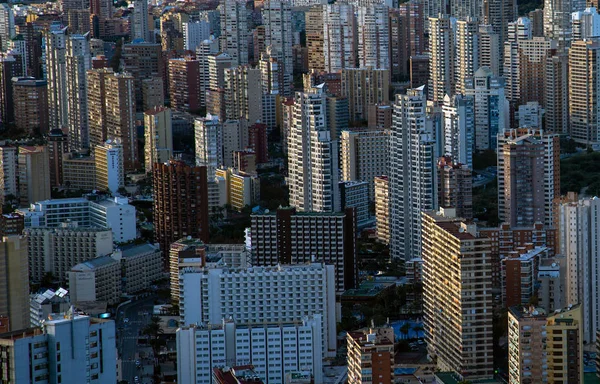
[341,68,389,124]
[68,255,121,305]
[437,157,473,220]
[251,207,357,293]
[347,326,394,384]
[11,77,48,134]
[177,316,323,384]
[0,235,29,331]
[0,314,116,384]
[339,181,369,228]
[112,243,162,295]
[423,209,494,379]
[502,245,550,307]
[94,140,124,194]
[168,57,202,114]
[374,176,389,244]
[18,146,50,207]
[215,168,260,211]
[144,106,173,172]
[62,153,96,191]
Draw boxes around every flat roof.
[120,243,159,258]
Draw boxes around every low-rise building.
[62,152,96,191]
[29,288,70,327]
[68,255,122,305]
[112,243,162,295]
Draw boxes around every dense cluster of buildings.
[1,0,600,382]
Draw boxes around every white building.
[25,223,114,283]
[45,26,69,132]
[132,0,152,42]
[572,7,600,39]
[442,94,474,169]
[179,263,337,358]
[30,288,70,327]
[94,140,125,194]
[262,0,293,94]
[455,18,479,95]
[144,106,173,172]
[65,33,91,150]
[544,0,572,51]
[195,114,223,181]
[389,86,437,260]
[196,37,219,108]
[516,101,545,128]
[464,66,509,151]
[0,314,117,384]
[183,21,210,51]
[288,85,340,212]
[340,129,389,201]
[428,15,454,103]
[0,4,15,52]
[323,4,356,72]
[339,181,370,227]
[17,194,136,242]
[357,5,390,70]
[558,197,600,343]
[219,0,248,66]
[112,243,163,294]
[177,316,323,384]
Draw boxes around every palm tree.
[412,325,424,339]
[400,323,410,340]
[142,316,164,364]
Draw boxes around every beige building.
[428,15,454,102]
[374,176,389,244]
[423,208,494,379]
[224,66,262,124]
[169,237,206,302]
[306,6,324,73]
[11,77,48,135]
[215,168,260,211]
[141,77,164,111]
[144,106,173,172]
[69,255,121,305]
[569,39,600,145]
[18,146,51,207]
[62,153,96,191]
[341,68,389,124]
[340,128,389,201]
[508,305,583,384]
[0,235,29,331]
[25,223,113,283]
[347,326,395,384]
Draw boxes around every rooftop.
[120,243,159,258]
[509,306,547,319]
[342,281,395,298]
[73,255,118,271]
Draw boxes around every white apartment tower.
[144,106,173,172]
[45,26,69,132]
[558,197,600,344]
[66,33,91,150]
[183,21,210,51]
[455,18,479,95]
[288,85,340,212]
[194,114,223,181]
[544,0,572,51]
[357,5,390,70]
[323,4,357,72]
[94,140,124,193]
[428,15,454,102]
[219,0,248,66]
[442,94,475,169]
[478,24,501,76]
[262,0,293,95]
[132,0,152,42]
[389,86,437,260]
[196,36,219,108]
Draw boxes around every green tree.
[400,322,411,340]
[142,316,164,362]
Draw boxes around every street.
[117,298,156,384]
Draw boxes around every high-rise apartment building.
[0,314,117,383]
[47,129,68,189]
[94,140,124,193]
[374,176,389,244]
[45,26,68,132]
[508,305,584,384]
[306,5,325,72]
[437,157,473,220]
[0,146,17,199]
[0,55,14,126]
[262,0,293,94]
[545,53,569,134]
[11,77,48,135]
[389,86,436,260]
[219,0,248,66]
[250,207,357,293]
[455,18,479,95]
[341,68,389,124]
[544,0,573,51]
[141,77,164,111]
[131,0,151,42]
[144,106,173,172]
[389,3,426,80]
[442,94,474,169]
[558,197,600,344]
[464,66,509,151]
[87,69,138,171]
[153,161,209,265]
[572,7,600,40]
[121,43,165,111]
[357,5,389,70]
[347,326,395,384]
[194,115,223,181]
[224,66,262,123]
[288,85,340,212]
[0,235,28,332]
[428,15,454,102]
[18,146,51,207]
[482,0,517,46]
[422,209,494,379]
[569,39,600,145]
[478,24,501,76]
[183,21,210,51]
[497,128,560,228]
[168,57,202,114]
[0,4,15,52]
[323,4,357,72]
[340,129,389,201]
[66,33,91,149]
[196,36,219,109]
